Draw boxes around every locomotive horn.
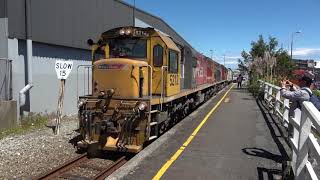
[87,39,94,46]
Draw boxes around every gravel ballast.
[0,118,80,179]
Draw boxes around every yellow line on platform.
[152,84,234,180]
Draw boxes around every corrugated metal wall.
[8,38,92,115]
[30,56,92,114]
[6,0,191,50]
[0,0,7,18]
[0,59,12,100]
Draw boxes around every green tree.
[250,35,267,58]
[238,35,294,83]
[274,49,294,78]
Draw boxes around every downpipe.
[19,0,33,117]
[19,39,33,115]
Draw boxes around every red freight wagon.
[195,53,207,86]
[221,66,226,81]
[223,67,228,81]
[206,58,214,84]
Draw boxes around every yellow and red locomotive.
[77,26,231,153]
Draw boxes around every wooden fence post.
[290,108,301,175]
[295,104,312,179]
[264,84,268,100]
[283,98,290,127]
[274,89,281,116]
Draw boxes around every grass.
[313,90,320,97]
[0,114,49,140]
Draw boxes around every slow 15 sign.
[55,60,73,79]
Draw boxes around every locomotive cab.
[77,27,181,153]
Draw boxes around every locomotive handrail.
[144,64,153,139]
[161,66,168,111]
[76,65,93,101]
[142,65,153,105]
[146,65,153,99]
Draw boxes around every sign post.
[54,60,73,134]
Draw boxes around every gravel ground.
[0,117,80,179]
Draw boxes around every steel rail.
[93,156,127,180]
[35,153,88,180]
[35,154,127,180]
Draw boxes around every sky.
[126,0,320,69]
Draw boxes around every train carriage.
[206,57,214,84]
[195,53,207,86]
[77,26,229,153]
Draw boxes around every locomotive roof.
[100,26,180,52]
[157,32,180,52]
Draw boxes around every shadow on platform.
[241,98,291,180]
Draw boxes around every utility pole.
[133,0,136,26]
[210,49,213,60]
[290,30,302,60]
[223,54,226,67]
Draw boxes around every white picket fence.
[259,80,320,180]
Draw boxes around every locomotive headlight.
[138,102,148,111]
[78,99,87,108]
[119,29,125,35]
[125,29,131,35]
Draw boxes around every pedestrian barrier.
[259,80,320,180]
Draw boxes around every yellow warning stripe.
[152,84,234,180]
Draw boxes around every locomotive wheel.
[159,122,167,135]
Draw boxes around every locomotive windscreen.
[93,47,105,61]
[109,38,147,59]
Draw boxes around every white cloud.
[224,60,239,65]
[292,48,320,56]
[225,56,242,59]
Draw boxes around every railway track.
[35,153,127,180]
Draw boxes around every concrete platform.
[109,85,290,180]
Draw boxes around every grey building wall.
[29,56,92,114]
[0,100,17,130]
[6,0,191,50]
[3,0,195,115]
[7,0,133,49]
[0,17,9,100]
[8,38,92,115]
[0,18,8,58]
[0,0,7,18]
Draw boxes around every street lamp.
[290,30,302,60]
[210,49,213,60]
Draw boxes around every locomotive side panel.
[150,36,167,95]
[182,46,197,89]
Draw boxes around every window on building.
[153,45,163,67]
[169,50,178,73]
